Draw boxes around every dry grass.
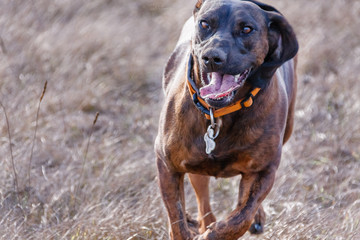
[0,0,359,239]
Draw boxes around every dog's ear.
[244,1,298,65]
[265,11,298,66]
[247,2,298,88]
[243,0,281,14]
[193,0,205,15]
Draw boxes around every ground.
[0,0,359,239]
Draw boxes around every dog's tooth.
[234,74,240,83]
[207,73,211,82]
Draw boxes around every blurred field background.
[0,0,359,239]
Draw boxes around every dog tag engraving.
[204,127,216,154]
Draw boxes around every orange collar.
[186,55,261,120]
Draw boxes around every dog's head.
[192,0,298,108]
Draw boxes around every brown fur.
[155,0,298,239]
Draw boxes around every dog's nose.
[202,50,226,70]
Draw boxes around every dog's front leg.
[188,173,216,233]
[157,158,196,240]
[195,166,277,240]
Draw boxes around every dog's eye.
[199,20,210,30]
[242,26,253,34]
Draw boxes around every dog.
[155,0,298,239]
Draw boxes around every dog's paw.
[186,213,199,235]
[249,222,264,234]
[192,221,226,240]
[248,205,266,234]
[193,230,212,240]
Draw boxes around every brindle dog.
[155,0,298,239]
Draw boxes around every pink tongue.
[200,72,238,99]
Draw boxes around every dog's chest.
[175,134,271,177]
[180,149,261,177]
[172,117,282,177]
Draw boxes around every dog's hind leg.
[248,204,266,234]
[188,173,216,233]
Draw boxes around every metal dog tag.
[204,127,216,154]
[204,108,220,154]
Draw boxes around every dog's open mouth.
[199,69,251,104]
